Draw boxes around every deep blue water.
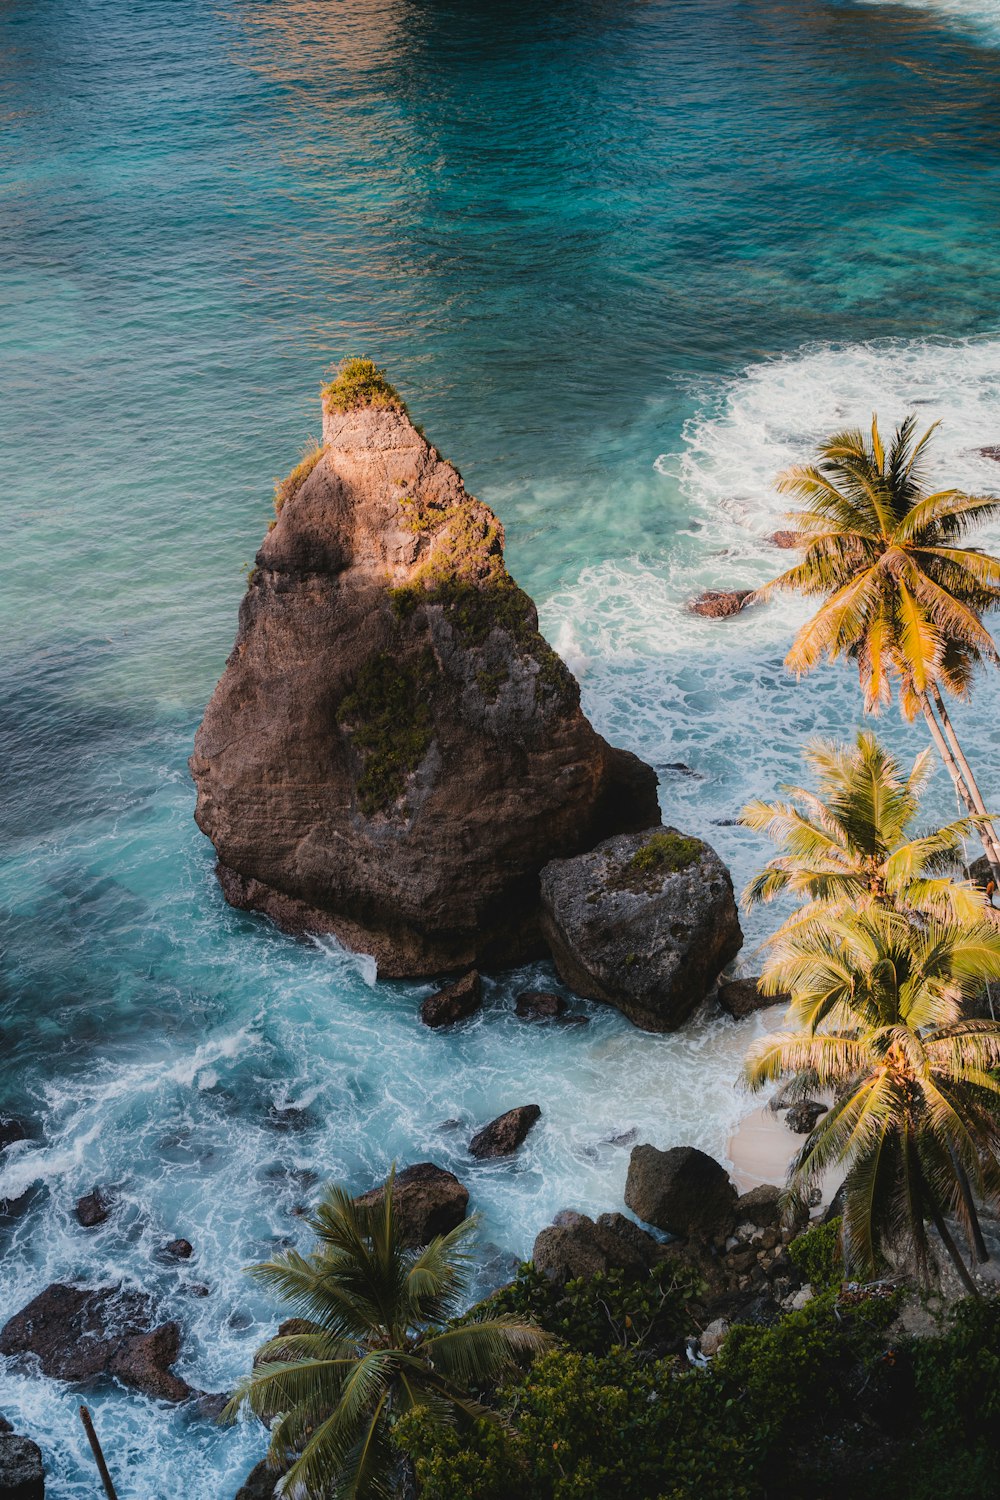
[4,0,1000,1492]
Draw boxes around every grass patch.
[322,357,405,415]
[337,650,438,816]
[273,440,325,515]
[612,832,704,892]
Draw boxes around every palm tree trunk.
[918,694,1000,882]
[932,686,1000,878]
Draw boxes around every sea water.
[3,0,1000,1492]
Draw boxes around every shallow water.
[3,0,1000,1492]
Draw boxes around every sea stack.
[190,361,660,976]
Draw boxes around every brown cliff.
[190,361,660,976]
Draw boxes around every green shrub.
[337,650,437,815]
[613,832,703,891]
[273,440,325,514]
[322,357,404,413]
[788,1215,843,1291]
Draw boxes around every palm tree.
[758,415,1000,880]
[745,905,1000,1293]
[741,729,985,936]
[223,1175,549,1499]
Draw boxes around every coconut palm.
[223,1175,549,1499]
[745,905,1000,1292]
[758,415,1000,878]
[741,729,985,936]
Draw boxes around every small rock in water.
[160,1238,194,1261]
[75,1187,111,1228]
[605,1127,638,1147]
[0,1118,29,1154]
[514,989,566,1020]
[978,445,1000,461]
[717,977,787,1020]
[688,589,754,618]
[785,1100,827,1134]
[420,970,482,1028]
[355,1163,469,1247]
[658,762,702,778]
[768,530,801,548]
[0,1433,44,1499]
[469,1105,541,1159]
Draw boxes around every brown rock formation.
[353,1162,469,1247]
[191,362,660,977]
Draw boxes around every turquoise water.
[4,0,1000,1491]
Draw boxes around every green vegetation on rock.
[612,832,703,892]
[322,356,405,414]
[273,440,326,515]
[337,650,438,815]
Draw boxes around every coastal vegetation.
[757,414,1000,879]
[323,357,406,415]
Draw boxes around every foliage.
[741,729,983,932]
[323,357,405,414]
[746,904,1000,1285]
[614,832,702,889]
[395,1349,754,1500]
[222,1176,548,1500]
[788,1215,843,1291]
[273,440,326,514]
[483,1259,704,1357]
[337,651,438,815]
[759,413,1000,718]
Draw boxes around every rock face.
[468,1105,541,1159]
[539,829,742,1032]
[717,977,786,1020]
[190,365,660,978]
[689,589,754,618]
[0,1435,44,1499]
[515,989,567,1020]
[420,971,481,1028]
[624,1145,737,1239]
[354,1163,468,1248]
[532,1210,663,1283]
[0,1284,192,1403]
[74,1188,110,1228]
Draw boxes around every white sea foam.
[851,0,1000,43]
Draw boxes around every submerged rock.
[539,828,742,1032]
[354,1162,469,1248]
[688,589,754,618]
[468,1105,541,1159]
[190,363,660,978]
[420,970,481,1028]
[624,1144,737,1240]
[768,530,801,549]
[74,1188,111,1229]
[514,989,567,1020]
[0,1434,44,1499]
[0,1284,192,1403]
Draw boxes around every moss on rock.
[337,650,438,816]
[612,832,704,892]
[273,441,326,515]
[322,358,405,415]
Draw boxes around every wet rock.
[190,370,660,978]
[235,1458,282,1500]
[0,1434,44,1499]
[420,971,481,1028]
[734,1184,782,1229]
[0,1284,192,1403]
[74,1189,111,1229]
[786,1100,827,1134]
[606,1127,638,1147]
[192,1392,229,1421]
[688,589,754,619]
[354,1163,469,1248]
[768,530,801,549]
[532,1210,662,1283]
[160,1239,193,1261]
[539,828,742,1032]
[0,1419,11,1436]
[978,445,1000,462]
[0,1119,29,1155]
[717,977,787,1020]
[625,1144,737,1239]
[514,989,567,1020]
[469,1105,541,1159]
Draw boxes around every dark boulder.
[625,1144,737,1239]
[469,1105,541,1159]
[160,1239,193,1261]
[717,977,787,1020]
[420,971,481,1028]
[0,1119,29,1154]
[539,829,742,1032]
[514,990,567,1020]
[734,1184,783,1229]
[688,589,754,619]
[0,1284,193,1403]
[0,1434,44,1499]
[74,1189,111,1229]
[354,1163,468,1248]
[786,1101,827,1134]
[234,1458,281,1500]
[532,1210,662,1283]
